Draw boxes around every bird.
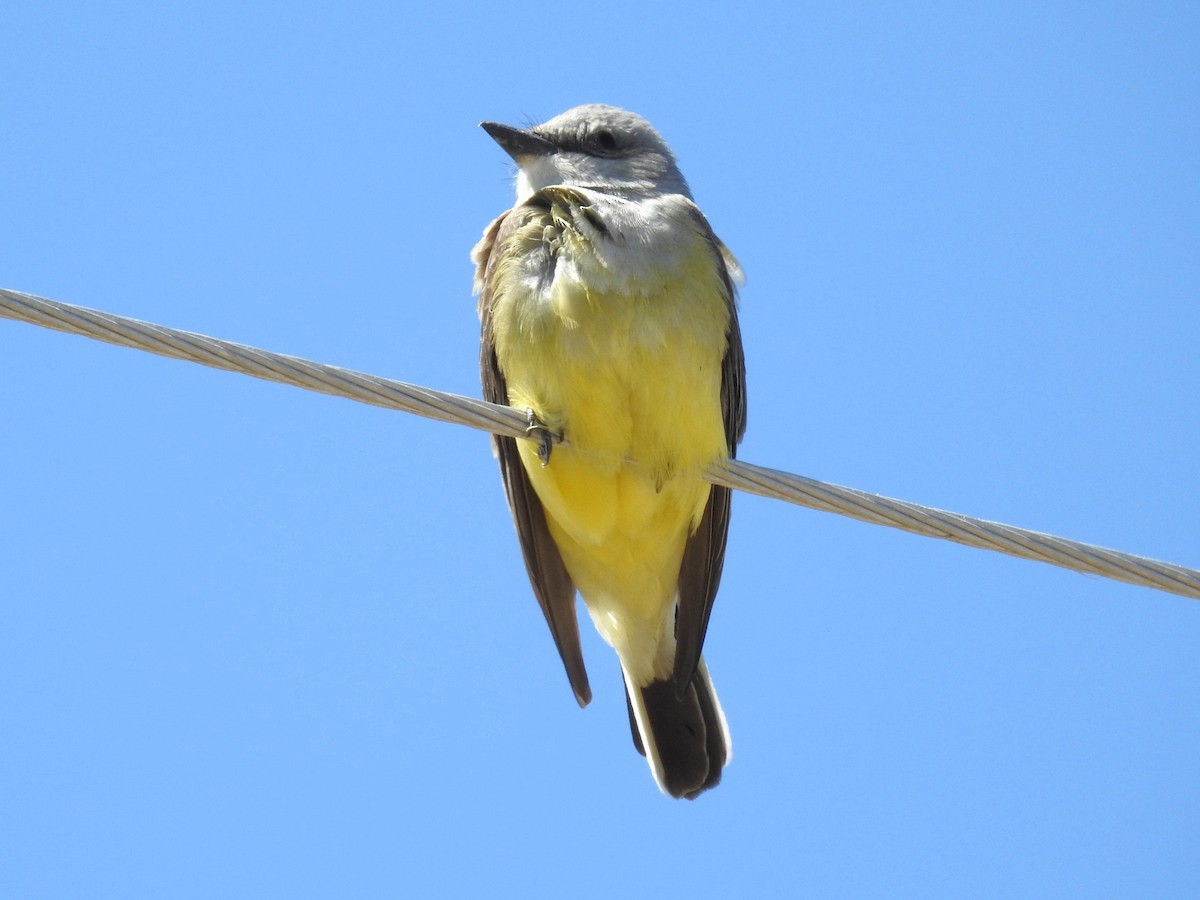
[472,104,746,798]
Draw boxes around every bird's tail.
[622,657,731,799]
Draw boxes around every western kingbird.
[473,104,746,798]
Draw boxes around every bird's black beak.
[480,121,557,161]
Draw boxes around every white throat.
[514,157,564,203]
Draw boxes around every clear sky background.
[2,4,1198,897]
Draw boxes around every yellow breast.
[488,191,732,677]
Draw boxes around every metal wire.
[3,286,1197,601]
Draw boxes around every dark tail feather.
[623,659,730,799]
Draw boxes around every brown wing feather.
[476,209,592,707]
[673,213,747,696]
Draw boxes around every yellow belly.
[494,246,731,684]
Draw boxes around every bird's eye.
[592,129,619,153]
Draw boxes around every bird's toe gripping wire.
[524,408,560,466]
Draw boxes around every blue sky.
[2,3,1198,897]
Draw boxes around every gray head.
[481,104,692,202]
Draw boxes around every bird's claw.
[525,409,559,466]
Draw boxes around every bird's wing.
[673,208,747,695]
[474,208,592,707]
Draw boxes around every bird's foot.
[524,409,560,467]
